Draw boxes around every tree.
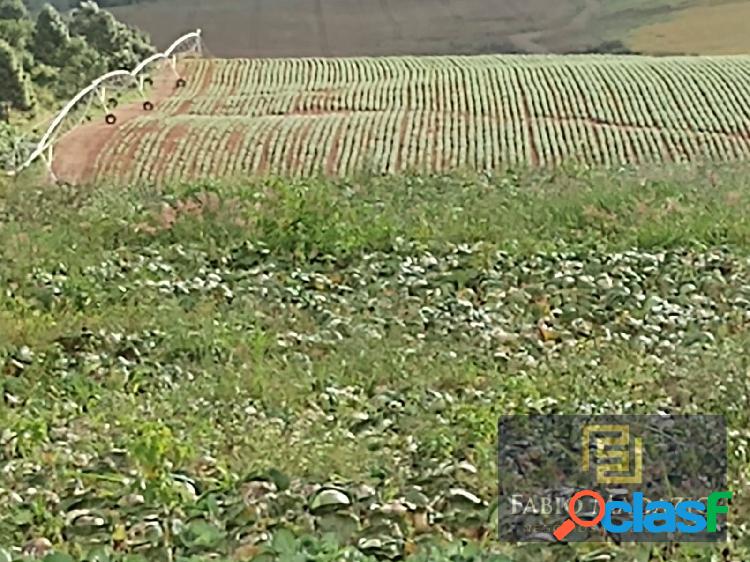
[70,1,154,70]
[70,1,117,53]
[0,18,33,51]
[0,0,31,52]
[0,0,28,21]
[56,36,106,97]
[0,0,34,61]
[0,122,26,171]
[0,39,35,111]
[32,3,69,67]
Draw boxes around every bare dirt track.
[51,68,181,184]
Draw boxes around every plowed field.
[54,55,750,184]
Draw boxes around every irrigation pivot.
[3,29,204,180]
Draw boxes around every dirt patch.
[325,118,347,175]
[221,125,248,178]
[52,64,184,185]
[97,122,160,182]
[176,99,193,114]
[198,62,215,96]
[285,118,315,175]
[519,91,540,167]
[393,111,410,172]
[256,132,272,176]
[150,123,191,182]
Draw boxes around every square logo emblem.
[497,415,728,542]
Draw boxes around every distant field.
[628,1,750,55]
[110,0,713,57]
[53,54,750,184]
[111,0,586,57]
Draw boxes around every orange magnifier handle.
[552,490,606,542]
[553,518,576,541]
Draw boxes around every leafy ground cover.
[1,164,749,561]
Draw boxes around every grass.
[0,163,749,561]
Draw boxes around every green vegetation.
[90,55,750,185]
[31,4,70,66]
[24,0,152,10]
[0,38,34,111]
[1,163,749,560]
[0,0,153,119]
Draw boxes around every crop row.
[94,117,748,184]
[165,56,750,133]
[93,54,750,182]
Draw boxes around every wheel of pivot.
[143,101,154,111]
[144,77,154,86]
[108,97,118,108]
[176,78,187,88]
[105,113,117,125]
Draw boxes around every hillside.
[53,54,750,184]
[109,0,748,58]
[629,1,750,55]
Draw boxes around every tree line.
[0,0,154,118]
[23,0,154,12]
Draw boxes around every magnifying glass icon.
[553,490,606,541]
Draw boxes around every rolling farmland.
[56,54,750,184]
[7,5,750,558]
[110,0,716,58]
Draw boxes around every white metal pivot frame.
[4,29,203,178]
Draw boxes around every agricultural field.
[1,164,750,561]
[628,1,750,55]
[109,0,719,57]
[54,54,750,185]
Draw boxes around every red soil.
[52,65,183,185]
